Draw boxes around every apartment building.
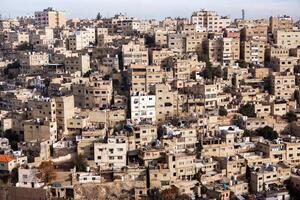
[270,16,293,33]
[17,167,43,188]
[167,33,186,53]
[94,136,128,170]
[150,83,176,122]
[128,125,157,150]
[162,126,197,153]
[128,64,163,94]
[271,73,296,100]
[241,40,265,65]
[271,56,298,73]
[73,77,113,109]
[274,30,300,49]
[68,28,96,51]
[241,25,268,42]
[130,94,156,124]
[191,9,230,32]
[271,101,288,116]
[250,163,290,193]
[34,8,66,28]
[199,84,221,109]
[265,46,289,61]
[167,153,196,181]
[185,32,208,53]
[54,95,75,132]
[122,41,148,67]
[23,119,57,142]
[18,52,49,68]
[155,30,170,47]
[64,54,91,74]
[150,48,175,66]
[218,156,247,178]
[28,97,56,122]
[201,133,236,157]
[222,37,240,66]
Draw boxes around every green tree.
[236,60,248,68]
[3,130,19,151]
[285,111,297,123]
[219,107,228,116]
[255,126,278,140]
[239,103,256,117]
[74,154,88,172]
[96,12,102,20]
[16,42,33,51]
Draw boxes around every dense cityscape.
[0,5,300,200]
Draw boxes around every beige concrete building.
[191,9,231,32]
[73,76,113,109]
[94,136,128,170]
[68,28,96,51]
[241,25,268,42]
[28,97,56,122]
[185,32,208,53]
[270,16,293,33]
[271,73,296,100]
[122,41,148,67]
[34,8,66,28]
[128,125,157,150]
[19,52,49,68]
[64,54,91,74]
[128,64,163,94]
[24,119,57,143]
[265,46,289,61]
[274,30,300,49]
[271,56,298,73]
[241,40,265,65]
[54,95,75,132]
[167,33,186,53]
[150,48,175,66]
[150,83,176,122]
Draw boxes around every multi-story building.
[150,48,175,66]
[191,9,231,32]
[18,52,49,68]
[94,136,128,170]
[128,64,163,94]
[150,83,176,122]
[54,95,75,132]
[274,30,300,49]
[64,54,91,74]
[241,40,265,65]
[270,16,293,33]
[28,97,56,122]
[68,28,96,51]
[271,73,296,100]
[23,119,57,142]
[34,8,66,28]
[130,94,156,124]
[73,76,113,109]
[122,41,148,67]
[271,56,298,73]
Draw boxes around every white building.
[130,94,156,123]
[191,9,231,32]
[94,137,128,170]
[17,167,44,188]
[68,28,96,51]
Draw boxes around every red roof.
[0,155,15,163]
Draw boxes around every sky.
[0,0,299,20]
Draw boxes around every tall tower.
[242,9,245,20]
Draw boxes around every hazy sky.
[1,0,299,20]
